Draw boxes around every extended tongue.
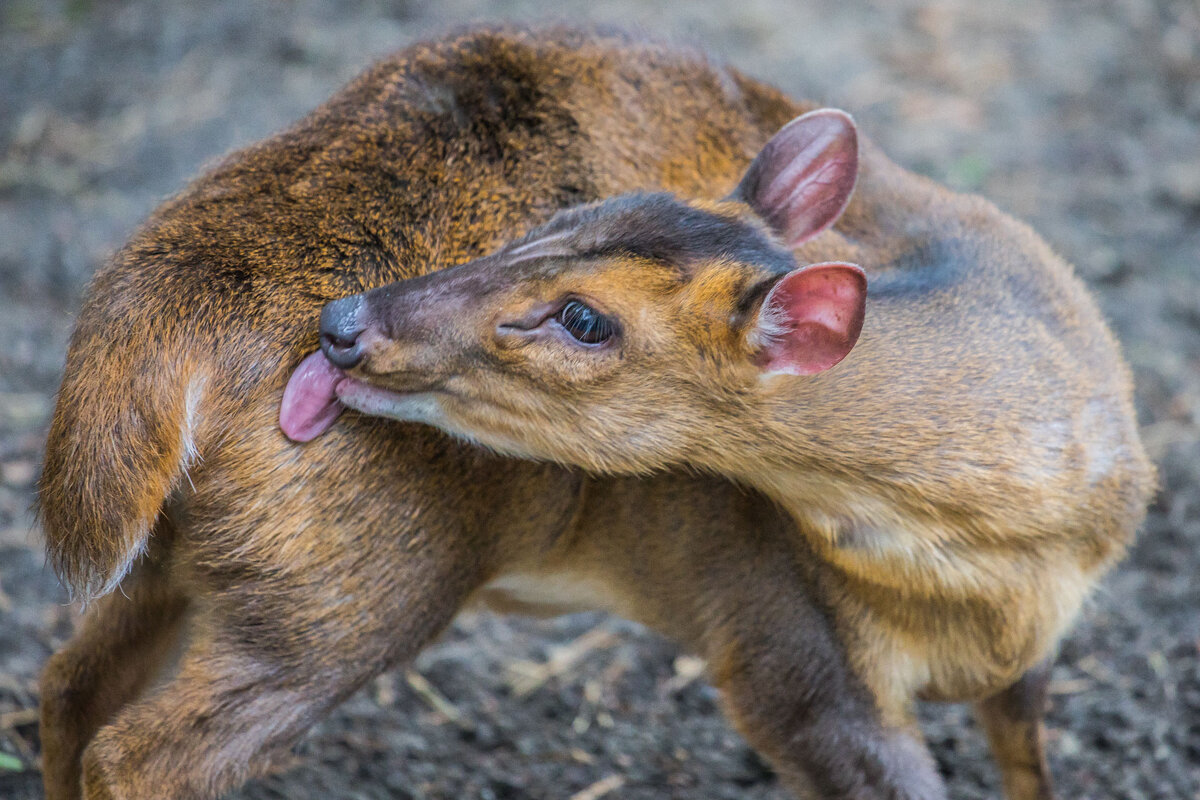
[280,351,346,442]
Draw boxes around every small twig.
[507,627,618,697]
[568,775,625,800]
[0,579,12,614]
[663,655,706,695]
[0,709,39,730]
[405,670,469,728]
[2,726,37,765]
[373,674,396,707]
[1075,655,1121,687]
[1047,678,1092,695]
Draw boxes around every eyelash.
[554,300,616,345]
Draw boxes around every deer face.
[281,109,866,474]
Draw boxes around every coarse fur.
[316,53,1154,800]
[37,26,1110,800]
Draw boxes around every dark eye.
[554,300,616,345]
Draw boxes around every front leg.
[697,542,947,799]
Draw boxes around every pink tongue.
[280,351,347,442]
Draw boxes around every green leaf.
[0,751,23,771]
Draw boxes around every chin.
[335,379,546,461]
[335,379,450,428]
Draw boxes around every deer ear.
[731,108,859,248]
[751,262,867,376]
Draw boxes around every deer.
[36,24,1099,800]
[302,92,1156,800]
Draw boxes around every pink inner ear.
[754,262,867,376]
[733,108,859,248]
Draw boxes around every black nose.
[319,296,368,369]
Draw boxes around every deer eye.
[554,300,616,345]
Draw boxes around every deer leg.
[40,551,187,800]
[75,499,486,799]
[77,566,469,800]
[975,660,1054,800]
[699,553,947,800]
[79,631,330,800]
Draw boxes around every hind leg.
[80,627,355,800]
[73,425,545,799]
[65,394,585,799]
[77,551,473,800]
[40,552,187,800]
[975,660,1054,800]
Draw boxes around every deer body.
[37,25,1117,800]
[313,91,1155,799]
[704,178,1148,705]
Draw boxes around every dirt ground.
[1,0,1198,798]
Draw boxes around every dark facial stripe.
[513,192,797,275]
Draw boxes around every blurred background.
[1,1,1197,797]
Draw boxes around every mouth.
[279,351,347,442]
[333,376,442,422]
[279,350,443,442]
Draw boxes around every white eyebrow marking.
[505,231,577,264]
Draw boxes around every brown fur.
[310,34,1153,799]
[336,126,1155,716]
[36,26,1099,800]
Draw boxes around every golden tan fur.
[320,48,1154,799]
[35,26,1113,800]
